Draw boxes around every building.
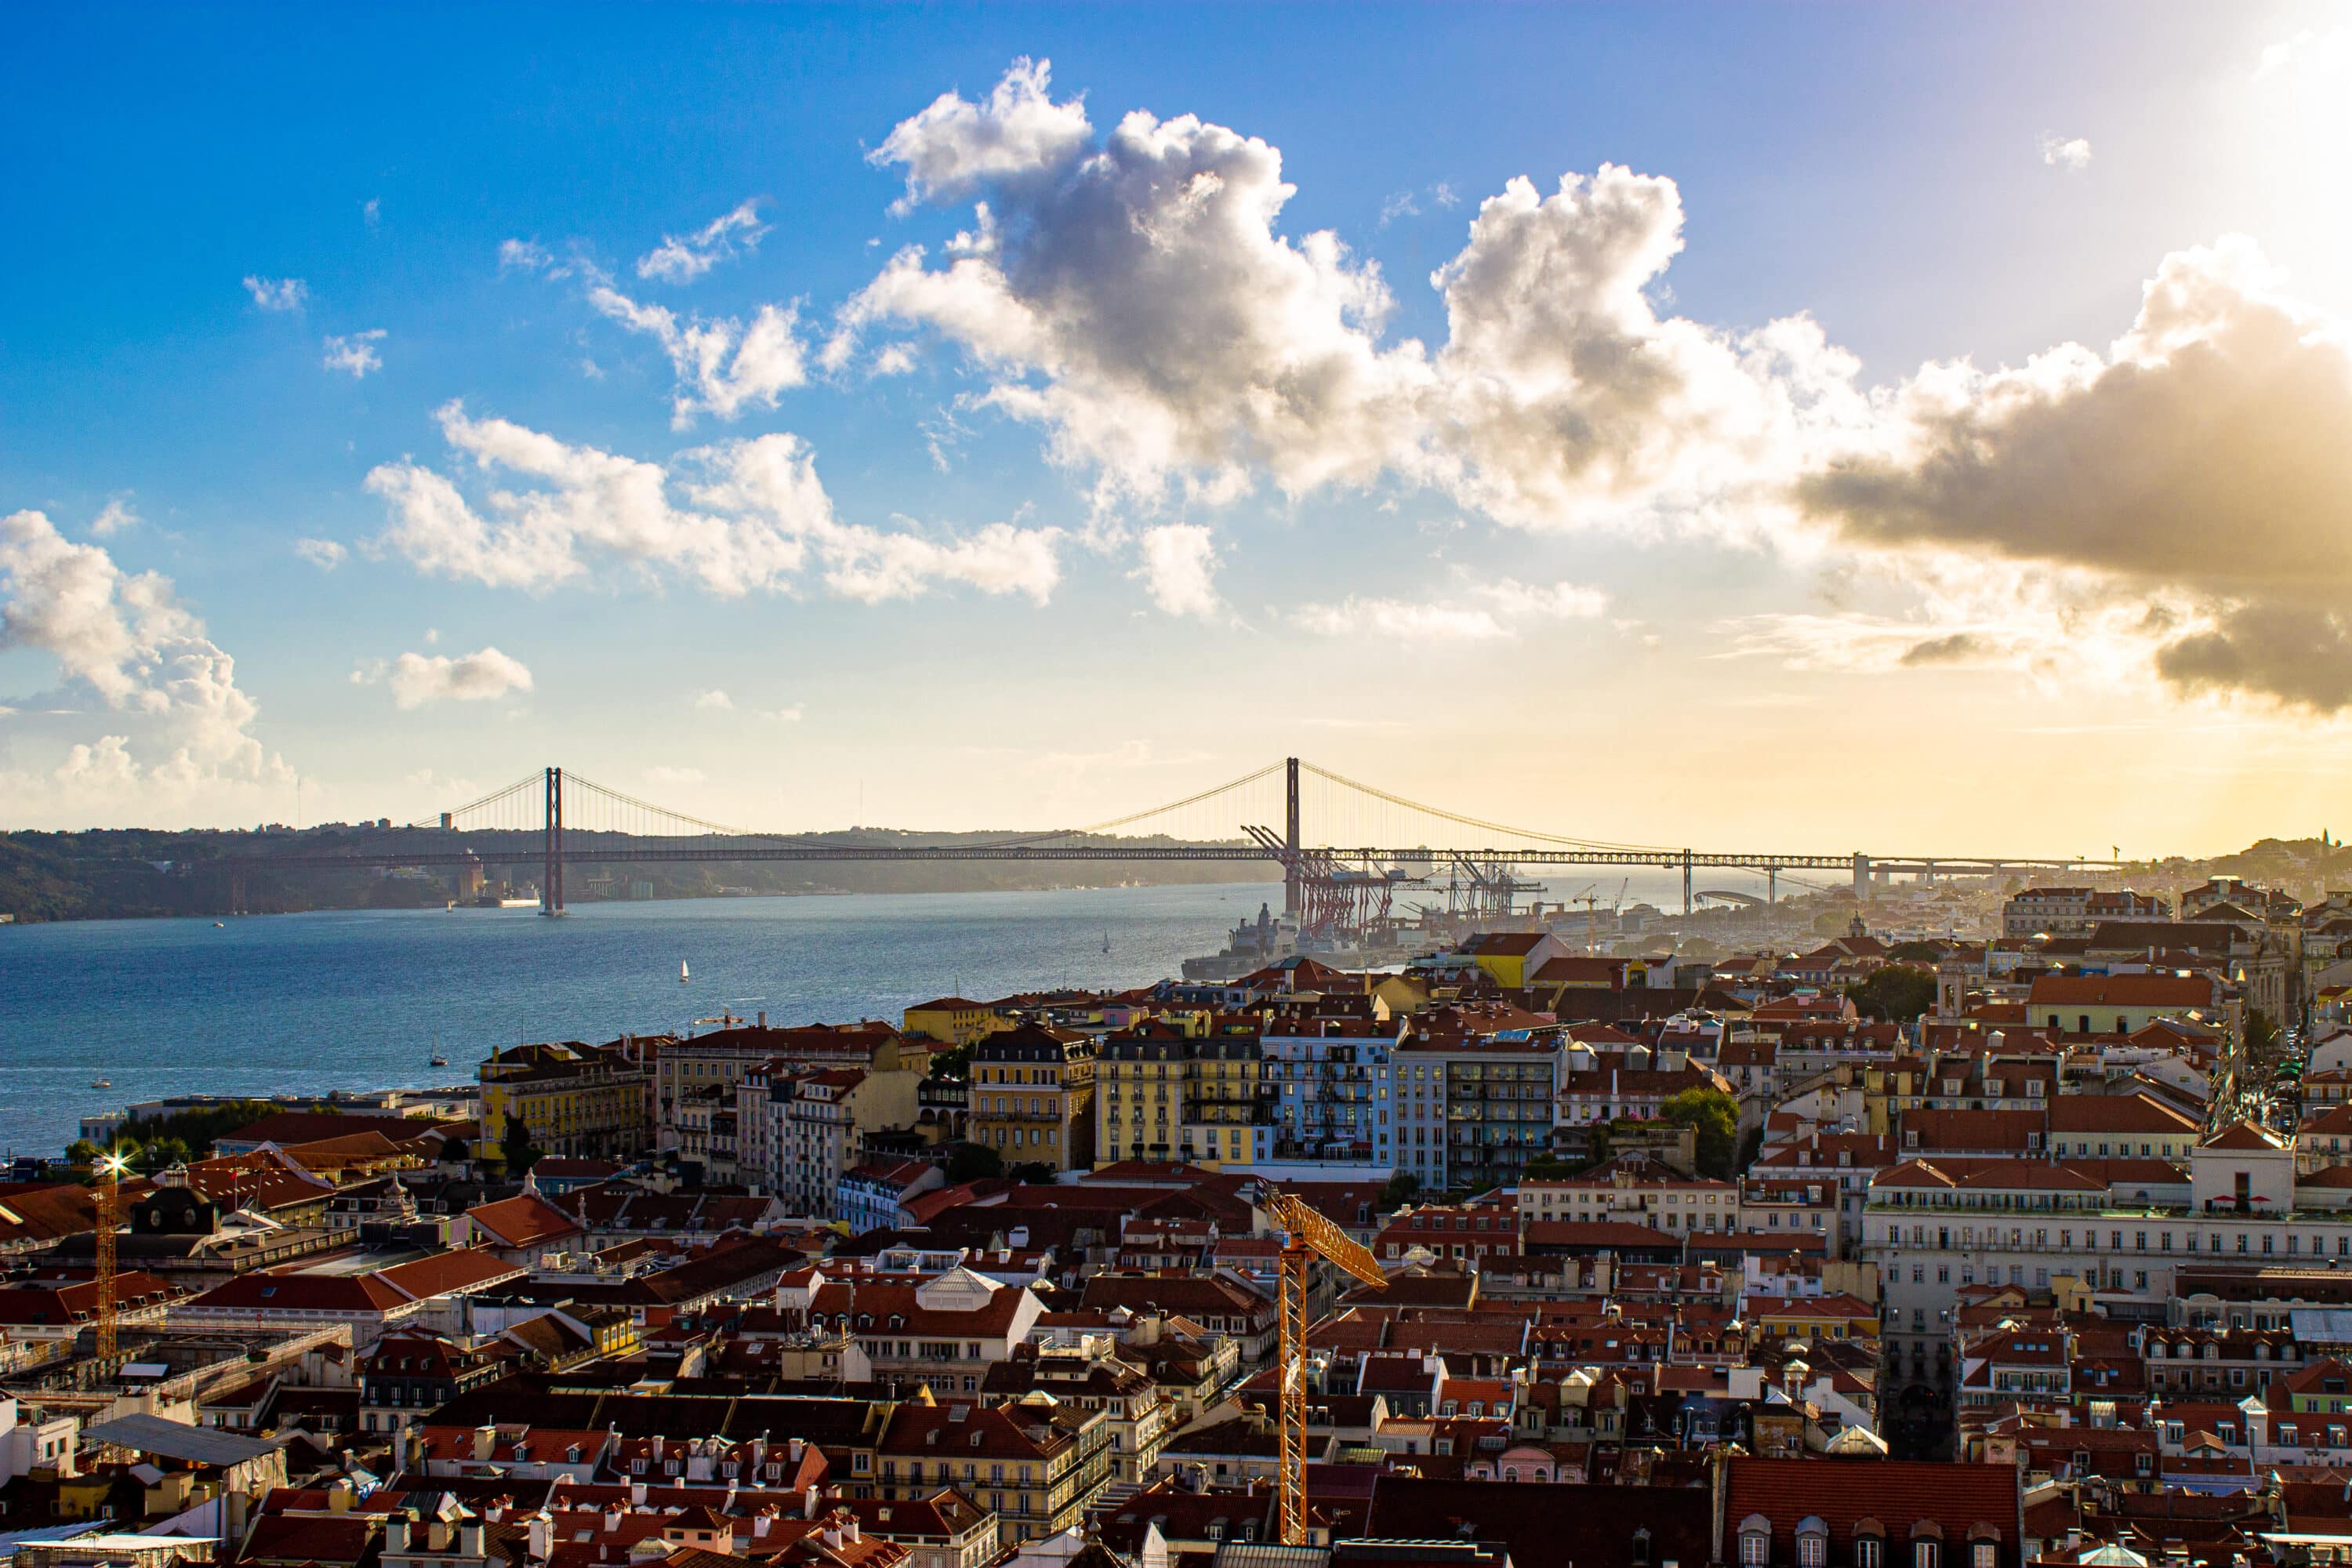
[767,1065,926,1218]
[477,1039,652,1161]
[1094,1023,1269,1171]
[2004,887,2170,938]
[873,1396,1112,1545]
[2024,973,2223,1036]
[839,1160,949,1234]
[1262,1017,1399,1172]
[969,1022,1098,1174]
[904,999,1006,1047]
[659,1022,916,1146]
[1394,1033,1565,1192]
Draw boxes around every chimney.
[754,1513,774,1541]
[803,1485,820,1520]
[459,1521,485,1559]
[387,1518,412,1553]
[527,1512,553,1566]
[603,1505,623,1533]
[789,1437,805,1463]
[760,1011,768,1029]
[473,1425,496,1462]
[327,1480,354,1515]
[630,1481,647,1505]
[652,1435,665,1460]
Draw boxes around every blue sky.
[5,3,2352,853]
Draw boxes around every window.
[1740,1533,1768,1568]
[1916,1545,1940,1568]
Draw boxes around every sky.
[5,2,2352,858]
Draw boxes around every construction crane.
[1264,1191,1386,1545]
[93,1149,130,1361]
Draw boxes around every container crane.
[1264,1190,1386,1544]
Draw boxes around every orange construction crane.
[1265,1191,1386,1544]
[93,1150,130,1361]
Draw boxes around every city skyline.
[6,4,2352,855]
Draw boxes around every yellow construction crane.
[93,1150,130,1362]
[1264,1191,1386,1545]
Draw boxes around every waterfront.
[0,880,1288,1156]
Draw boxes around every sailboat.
[1102,930,1111,953]
[428,1028,448,1069]
[680,960,690,983]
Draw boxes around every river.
[0,880,1290,1156]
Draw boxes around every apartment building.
[1094,1023,1269,1171]
[658,1021,916,1142]
[1261,1017,1400,1171]
[873,1397,1112,1544]
[2003,887,2170,938]
[1861,1120,2352,1389]
[1393,1033,1564,1192]
[968,1022,1098,1173]
[1520,1159,1740,1236]
[761,1065,925,1217]
[477,1039,652,1160]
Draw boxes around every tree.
[927,1044,973,1083]
[438,1138,471,1163]
[1846,964,1936,1023]
[1007,1161,1058,1184]
[946,1142,1004,1182]
[501,1114,542,1176]
[1659,1086,1740,1179]
[1378,1172,1421,1210]
[2246,1008,2283,1062]
[64,1140,99,1168]
[1886,940,1945,963]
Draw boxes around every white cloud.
[90,497,139,538]
[1377,191,1420,227]
[841,61,1861,528]
[365,401,1064,605]
[636,198,769,283]
[2038,131,2092,171]
[294,537,347,570]
[871,56,1091,211]
[0,510,289,807]
[499,238,555,272]
[645,764,706,786]
[1431,181,1460,209]
[380,646,535,710]
[764,703,804,723]
[694,688,734,710]
[1293,576,1608,642]
[1131,523,1222,618]
[322,329,387,378]
[587,281,805,426]
[362,198,382,228]
[243,275,308,313]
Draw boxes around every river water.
[0,880,1291,1157]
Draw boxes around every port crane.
[1264,1190,1386,1544]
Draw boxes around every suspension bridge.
[206,758,2122,924]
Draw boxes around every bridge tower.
[1851,851,1870,901]
[1283,757,1301,919]
[542,766,565,916]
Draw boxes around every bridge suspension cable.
[1295,761,1679,855]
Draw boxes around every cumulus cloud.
[243,275,307,313]
[294,538,347,570]
[871,56,1091,210]
[588,282,805,426]
[322,329,386,378]
[2038,132,2092,171]
[1294,576,1609,642]
[693,688,733,710]
[1131,524,1221,618]
[365,401,1064,605]
[837,60,1861,528]
[90,497,139,538]
[1793,237,2352,710]
[0,510,288,806]
[499,238,555,273]
[764,703,804,723]
[380,646,534,710]
[636,198,769,282]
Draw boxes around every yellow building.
[1459,931,1553,990]
[903,996,1007,1046]
[970,1021,1098,1171]
[1096,1022,1268,1171]
[478,1040,652,1160]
